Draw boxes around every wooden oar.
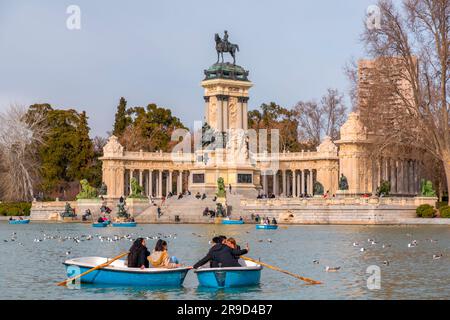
[57,252,129,287]
[242,256,322,285]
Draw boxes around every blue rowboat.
[92,222,108,228]
[222,219,245,225]
[112,222,137,227]
[256,224,278,230]
[63,257,190,287]
[8,219,30,225]
[195,260,262,288]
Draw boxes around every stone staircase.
[155,195,218,224]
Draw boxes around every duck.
[325,266,341,272]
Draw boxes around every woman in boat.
[193,237,249,269]
[226,237,248,266]
[127,238,150,269]
[148,239,181,268]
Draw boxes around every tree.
[118,103,186,152]
[361,0,450,203]
[112,97,131,137]
[0,105,48,201]
[248,102,303,152]
[293,89,347,147]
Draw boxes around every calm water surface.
[1,222,449,300]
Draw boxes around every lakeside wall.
[27,196,447,225]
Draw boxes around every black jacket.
[127,246,150,268]
[193,243,248,269]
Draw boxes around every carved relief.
[103,135,124,157]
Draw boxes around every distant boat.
[92,222,109,228]
[8,219,30,225]
[256,224,278,230]
[112,222,137,227]
[195,260,262,288]
[64,257,190,286]
[222,219,245,225]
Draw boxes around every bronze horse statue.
[215,33,239,65]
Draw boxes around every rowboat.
[112,222,137,227]
[256,224,278,230]
[63,257,190,286]
[195,260,262,288]
[8,219,30,225]
[92,222,109,228]
[222,219,245,225]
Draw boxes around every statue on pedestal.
[338,174,349,191]
[215,31,240,65]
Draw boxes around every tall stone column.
[273,171,278,196]
[217,98,223,132]
[309,170,314,196]
[404,160,410,195]
[242,98,249,131]
[237,98,243,130]
[263,173,268,195]
[117,167,125,198]
[188,171,193,191]
[204,97,210,124]
[129,169,134,195]
[139,170,143,187]
[149,170,153,197]
[292,171,296,198]
[301,170,305,195]
[282,170,287,197]
[178,171,183,194]
[158,170,163,198]
[223,96,229,131]
[287,172,291,197]
[398,160,404,195]
[390,159,396,194]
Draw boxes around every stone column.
[223,97,229,131]
[139,170,143,187]
[404,160,409,195]
[242,98,249,131]
[292,171,296,198]
[217,98,223,132]
[309,170,314,196]
[273,171,278,196]
[188,171,193,191]
[204,97,210,124]
[301,170,305,196]
[149,170,153,197]
[237,98,243,130]
[398,160,404,195]
[158,170,163,198]
[297,172,301,197]
[129,169,134,195]
[282,170,287,197]
[390,160,396,194]
[263,173,268,195]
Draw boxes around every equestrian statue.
[215,30,240,65]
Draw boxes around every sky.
[0,0,375,137]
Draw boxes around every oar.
[57,252,129,287]
[242,256,322,285]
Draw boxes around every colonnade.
[372,158,422,195]
[261,169,316,197]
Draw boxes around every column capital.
[238,97,250,103]
[216,95,229,101]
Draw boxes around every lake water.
[1,222,449,300]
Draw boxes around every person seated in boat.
[203,207,209,216]
[148,239,181,269]
[193,236,249,269]
[195,192,201,199]
[225,237,249,266]
[202,193,207,200]
[97,216,104,223]
[272,217,278,225]
[9,217,13,221]
[127,238,150,269]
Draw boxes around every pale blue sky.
[0,0,375,137]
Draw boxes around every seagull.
[66,251,71,255]
[313,260,320,265]
[370,241,378,245]
[408,243,417,248]
[382,244,391,249]
[325,266,341,272]
[360,247,366,252]
[267,239,272,243]
[383,261,390,266]
[433,254,443,260]
[353,242,359,247]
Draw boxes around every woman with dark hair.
[148,239,181,268]
[127,238,150,269]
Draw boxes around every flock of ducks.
[317,235,445,273]
[3,229,446,275]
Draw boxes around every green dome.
[204,63,250,81]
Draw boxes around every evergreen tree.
[112,97,130,137]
